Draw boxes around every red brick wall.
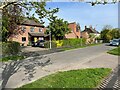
[65,22,80,39]
[81,32,89,39]
[9,25,45,46]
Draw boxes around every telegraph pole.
[49,30,51,49]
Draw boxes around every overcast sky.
[43,2,118,32]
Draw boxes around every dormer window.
[39,28,43,32]
[21,26,26,32]
[30,27,34,32]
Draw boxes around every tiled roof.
[82,28,99,34]
[28,32,48,37]
[21,19,44,27]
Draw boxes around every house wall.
[81,32,89,39]
[65,23,80,39]
[9,25,45,46]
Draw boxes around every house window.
[30,27,34,32]
[21,26,26,32]
[22,37,26,42]
[39,28,43,32]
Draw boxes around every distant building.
[81,25,100,43]
[65,22,81,39]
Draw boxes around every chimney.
[85,26,87,29]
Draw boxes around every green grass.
[63,43,102,51]
[16,68,111,89]
[0,55,25,62]
[107,46,120,56]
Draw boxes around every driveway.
[1,44,118,89]
[21,46,48,52]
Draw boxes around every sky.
[34,2,118,32]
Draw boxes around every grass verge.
[16,68,111,89]
[107,46,120,56]
[0,55,25,62]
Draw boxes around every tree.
[2,3,24,42]
[111,28,120,39]
[102,25,113,30]
[46,18,71,40]
[1,1,59,42]
[101,29,110,42]
[101,26,120,42]
[78,0,120,6]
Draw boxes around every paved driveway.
[21,46,48,52]
[1,44,118,89]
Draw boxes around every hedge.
[44,41,57,48]
[44,38,86,48]
[62,38,86,47]
[2,41,21,57]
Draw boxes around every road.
[0,44,118,89]
[44,44,116,71]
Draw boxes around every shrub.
[56,40,63,47]
[2,41,21,57]
[44,41,57,48]
[44,38,86,49]
[62,38,86,47]
[0,55,25,62]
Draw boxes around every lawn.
[0,55,25,62]
[16,68,111,89]
[107,46,120,56]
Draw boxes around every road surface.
[0,44,118,89]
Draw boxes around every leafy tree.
[111,28,120,39]
[2,3,24,42]
[1,1,59,42]
[101,27,120,43]
[77,0,119,6]
[46,18,71,40]
[102,25,113,30]
[29,2,59,24]
[100,29,110,43]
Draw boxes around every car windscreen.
[113,40,119,42]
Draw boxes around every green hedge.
[44,39,86,48]
[2,41,21,56]
[44,41,57,48]
[62,38,86,47]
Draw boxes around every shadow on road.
[1,55,52,89]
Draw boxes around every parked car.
[109,39,120,46]
[32,40,45,47]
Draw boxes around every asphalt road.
[0,44,118,89]
[46,44,116,64]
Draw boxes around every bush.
[44,38,86,49]
[62,38,86,47]
[2,41,21,57]
[44,41,57,48]
[56,40,63,47]
[0,55,25,62]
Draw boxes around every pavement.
[0,44,119,89]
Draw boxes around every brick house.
[8,19,47,46]
[81,26,100,43]
[65,22,81,39]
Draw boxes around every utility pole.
[49,30,51,49]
